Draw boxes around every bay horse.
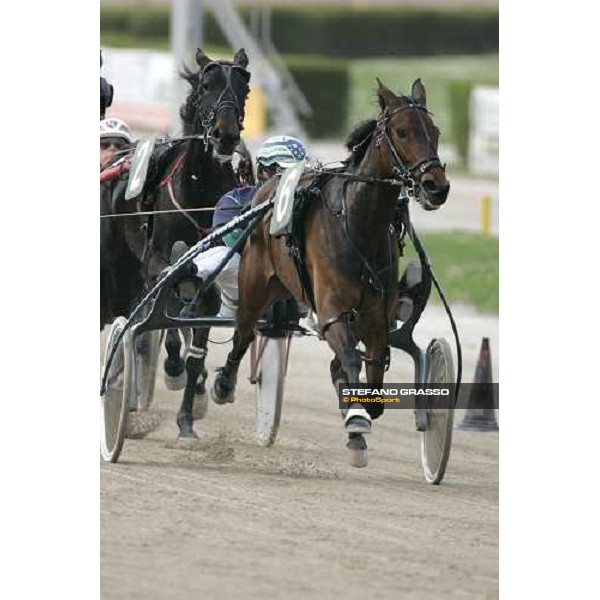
[212,79,450,467]
[100,47,252,439]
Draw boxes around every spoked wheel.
[253,333,290,447]
[419,337,455,484]
[133,329,161,411]
[101,316,133,463]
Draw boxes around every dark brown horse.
[100,48,252,439]
[212,79,450,466]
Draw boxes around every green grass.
[348,54,499,141]
[402,232,498,313]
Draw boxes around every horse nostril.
[212,127,221,140]
[421,178,438,194]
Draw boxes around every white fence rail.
[468,86,499,176]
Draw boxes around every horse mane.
[345,119,377,167]
[178,65,201,132]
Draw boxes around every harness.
[283,182,322,312]
[153,151,208,235]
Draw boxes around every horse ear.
[411,78,426,107]
[234,48,249,69]
[195,48,211,69]
[376,78,397,111]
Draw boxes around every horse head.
[376,79,450,210]
[181,48,251,162]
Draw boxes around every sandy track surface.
[101,306,498,599]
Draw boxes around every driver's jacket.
[212,186,257,249]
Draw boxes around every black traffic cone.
[458,337,499,431]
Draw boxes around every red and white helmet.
[100,118,132,143]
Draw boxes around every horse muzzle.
[419,172,450,210]
[212,135,239,163]
[213,150,234,164]
[211,116,241,161]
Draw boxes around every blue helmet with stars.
[256,135,309,169]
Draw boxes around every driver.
[100,118,133,171]
[171,135,309,318]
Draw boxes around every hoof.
[176,413,197,440]
[347,434,368,468]
[210,385,235,405]
[345,416,372,434]
[126,411,164,439]
[344,404,372,434]
[164,371,187,391]
[193,392,209,420]
[212,369,236,405]
[164,355,186,390]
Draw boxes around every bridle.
[316,101,446,203]
[374,102,446,198]
[193,61,250,150]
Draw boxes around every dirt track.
[101,305,499,599]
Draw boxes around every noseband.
[194,61,250,149]
[375,103,445,194]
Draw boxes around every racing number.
[276,172,296,222]
[129,139,153,194]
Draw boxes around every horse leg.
[362,325,390,423]
[323,321,370,467]
[212,273,281,404]
[164,327,186,391]
[176,285,220,439]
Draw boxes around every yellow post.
[243,86,267,140]
[481,195,491,237]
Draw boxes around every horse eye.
[397,128,407,139]
[202,81,209,90]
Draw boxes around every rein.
[149,150,207,235]
[312,105,444,194]
[313,164,407,188]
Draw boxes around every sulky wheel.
[133,329,162,411]
[100,317,134,462]
[254,334,289,447]
[419,337,455,484]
